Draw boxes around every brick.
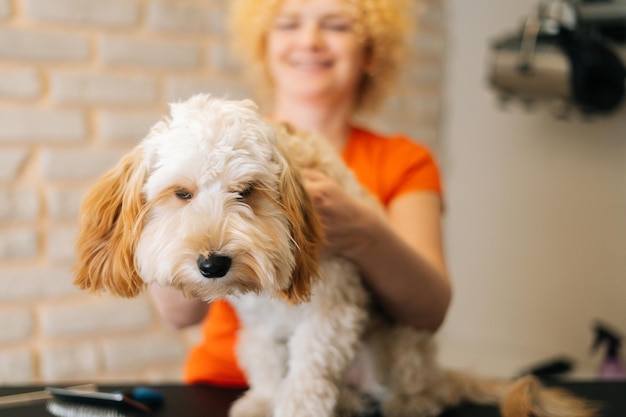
[0,0,11,18]
[209,39,242,73]
[0,68,41,98]
[0,108,85,143]
[0,267,78,301]
[47,225,77,262]
[46,186,87,220]
[103,333,186,371]
[0,149,29,181]
[147,1,214,34]
[0,229,39,260]
[100,36,199,69]
[50,72,156,104]
[39,296,153,337]
[0,349,35,384]
[208,3,228,35]
[166,78,253,103]
[98,111,161,144]
[0,308,34,343]
[24,0,138,27]
[0,28,88,61]
[40,148,124,181]
[0,187,39,221]
[39,342,100,382]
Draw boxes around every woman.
[151,0,451,387]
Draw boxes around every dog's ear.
[73,147,147,298]
[276,153,324,304]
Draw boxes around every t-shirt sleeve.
[380,136,443,206]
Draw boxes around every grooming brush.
[0,384,96,409]
[45,386,163,417]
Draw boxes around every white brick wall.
[46,187,87,220]
[0,350,35,384]
[24,0,139,27]
[147,2,215,34]
[40,149,124,181]
[0,267,78,300]
[0,309,34,343]
[50,73,157,104]
[39,297,153,337]
[99,36,200,69]
[167,78,251,103]
[0,0,11,18]
[0,229,39,260]
[40,342,101,382]
[98,111,161,144]
[102,334,186,371]
[46,225,78,262]
[0,109,86,143]
[0,187,39,221]
[208,39,242,73]
[0,68,41,98]
[0,0,444,384]
[0,150,30,181]
[0,29,89,61]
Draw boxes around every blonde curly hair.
[229,0,413,112]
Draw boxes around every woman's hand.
[300,169,373,260]
[300,168,450,332]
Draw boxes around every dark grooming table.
[1,380,624,416]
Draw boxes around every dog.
[74,94,596,417]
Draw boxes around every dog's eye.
[175,189,193,200]
[237,185,254,199]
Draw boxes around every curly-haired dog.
[74,94,596,417]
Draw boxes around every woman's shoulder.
[346,126,442,205]
[348,126,435,159]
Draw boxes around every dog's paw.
[229,392,272,417]
[274,386,336,417]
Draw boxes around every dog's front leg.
[229,327,288,417]
[275,266,369,417]
[275,304,367,417]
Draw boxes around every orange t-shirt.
[184,126,442,387]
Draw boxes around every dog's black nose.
[197,254,232,278]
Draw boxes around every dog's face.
[74,95,322,304]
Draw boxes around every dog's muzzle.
[197,253,232,278]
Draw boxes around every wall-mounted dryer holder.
[488,0,626,118]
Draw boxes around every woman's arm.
[357,191,451,331]
[301,170,451,332]
[149,285,209,329]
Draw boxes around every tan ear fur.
[275,152,324,304]
[73,147,147,297]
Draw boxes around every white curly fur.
[74,94,597,417]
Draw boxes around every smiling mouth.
[290,60,332,69]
